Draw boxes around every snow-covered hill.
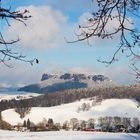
[2,98,140,125]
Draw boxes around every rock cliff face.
[19,73,111,93]
[41,73,109,82]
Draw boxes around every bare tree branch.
[68,0,140,78]
[0,1,38,67]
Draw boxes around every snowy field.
[2,98,140,125]
[0,130,139,140]
[0,92,40,101]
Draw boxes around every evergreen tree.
[23,120,27,127]
[0,111,1,120]
[27,118,30,129]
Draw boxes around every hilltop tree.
[0,0,38,67]
[69,0,140,78]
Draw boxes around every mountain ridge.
[18,73,111,93]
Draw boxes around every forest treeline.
[0,84,140,111]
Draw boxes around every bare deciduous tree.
[0,1,38,67]
[68,0,140,78]
[70,118,79,130]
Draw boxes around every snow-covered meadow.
[0,130,139,140]
[0,97,140,140]
[0,92,40,102]
[2,98,140,125]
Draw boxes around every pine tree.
[27,118,30,129]
[0,111,1,120]
[23,120,27,127]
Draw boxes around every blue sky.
[0,0,138,86]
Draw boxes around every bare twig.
[68,0,140,78]
[0,2,38,67]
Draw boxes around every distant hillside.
[18,73,111,93]
[0,84,140,111]
[0,87,18,92]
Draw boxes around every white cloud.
[69,67,95,75]
[78,12,132,33]
[0,63,42,87]
[77,12,132,46]
[6,5,67,50]
[68,66,136,85]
